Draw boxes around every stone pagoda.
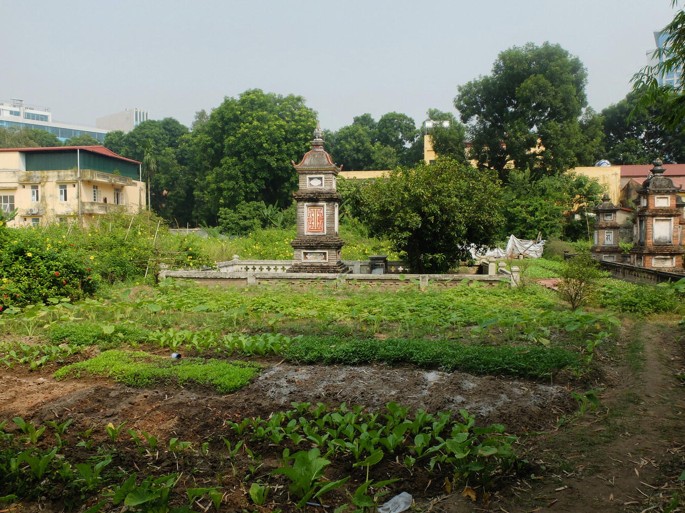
[592,195,622,262]
[630,159,685,270]
[288,125,348,273]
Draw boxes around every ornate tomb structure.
[289,125,349,273]
[630,159,685,270]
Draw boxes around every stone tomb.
[289,126,349,273]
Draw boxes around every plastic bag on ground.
[378,491,413,513]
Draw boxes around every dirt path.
[488,319,685,513]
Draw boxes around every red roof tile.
[0,146,141,165]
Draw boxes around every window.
[653,218,673,244]
[59,184,68,202]
[31,218,39,227]
[655,196,670,207]
[604,230,614,245]
[92,185,100,202]
[602,255,616,262]
[641,196,647,207]
[593,231,598,245]
[0,194,15,212]
[604,212,614,221]
[30,185,39,202]
[114,189,123,205]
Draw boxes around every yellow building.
[0,146,146,227]
[570,166,622,204]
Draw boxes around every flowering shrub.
[0,228,97,310]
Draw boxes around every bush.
[557,253,605,310]
[598,280,680,314]
[0,228,97,310]
[542,239,575,261]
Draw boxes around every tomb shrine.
[288,125,349,273]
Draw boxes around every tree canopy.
[455,42,598,178]
[189,89,317,225]
[601,91,685,164]
[326,112,422,170]
[360,158,503,272]
[0,127,61,148]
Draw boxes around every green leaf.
[124,488,159,507]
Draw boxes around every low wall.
[599,261,685,284]
[216,259,410,275]
[158,269,517,289]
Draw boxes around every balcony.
[80,201,123,215]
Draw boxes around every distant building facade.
[651,29,682,88]
[0,146,145,227]
[0,100,108,143]
[96,108,149,133]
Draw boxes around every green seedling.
[75,456,112,490]
[19,447,59,480]
[272,448,349,508]
[106,421,127,442]
[187,487,223,510]
[13,417,46,444]
[248,482,269,506]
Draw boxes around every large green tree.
[360,158,503,273]
[103,118,192,225]
[602,91,685,164]
[189,89,317,225]
[455,42,597,179]
[0,127,61,148]
[501,169,604,241]
[327,112,423,170]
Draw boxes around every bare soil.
[0,318,683,512]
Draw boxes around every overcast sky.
[1,0,676,131]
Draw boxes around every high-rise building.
[96,108,149,133]
[652,29,682,88]
[0,99,109,143]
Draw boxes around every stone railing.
[216,258,412,275]
[217,259,294,273]
[599,261,685,285]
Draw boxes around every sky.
[1,0,677,132]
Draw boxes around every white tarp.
[505,235,545,259]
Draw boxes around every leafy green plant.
[273,448,350,508]
[248,482,269,506]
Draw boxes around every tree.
[326,124,375,170]
[189,89,317,225]
[632,1,685,130]
[0,127,61,148]
[65,134,101,146]
[103,119,192,225]
[501,170,604,241]
[424,108,468,163]
[376,112,418,166]
[602,91,685,164]
[455,42,596,178]
[557,253,604,310]
[360,158,503,272]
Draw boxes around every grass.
[54,350,260,393]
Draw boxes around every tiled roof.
[0,145,141,165]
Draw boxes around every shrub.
[0,229,97,310]
[542,239,575,261]
[557,253,605,310]
[598,280,680,314]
